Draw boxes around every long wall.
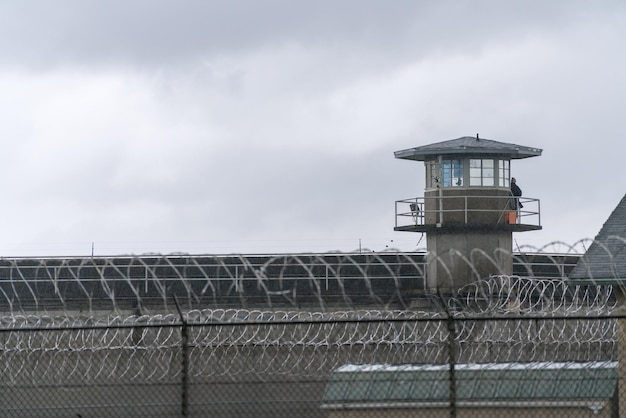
[0,252,581,313]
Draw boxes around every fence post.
[438,292,457,418]
[174,296,189,417]
[447,314,457,418]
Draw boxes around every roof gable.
[568,194,626,285]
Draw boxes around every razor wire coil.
[0,246,621,384]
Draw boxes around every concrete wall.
[424,188,512,225]
[426,231,512,291]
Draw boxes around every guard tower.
[394,135,542,292]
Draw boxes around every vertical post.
[395,200,398,228]
[537,198,541,226]
[616,304,626,417]
[438,291,457,418]
[447,314,457,418]
[174,295,189,417]
[464,196,468,224]
[438,155,443,225]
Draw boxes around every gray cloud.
[2,1,618,70]
[0,1,624,256]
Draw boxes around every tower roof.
[568,194,626,285]
[394,136,542,161]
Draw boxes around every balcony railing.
[395,195,541,232]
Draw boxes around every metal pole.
[464,196,468,224]
[447,314,457,418]
[537,198,541,226]
[438,156,443,225]
[174,295,189,417]
[438,291,457,418]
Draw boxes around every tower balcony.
[394,194,542,233]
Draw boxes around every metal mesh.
[0,245,623,417]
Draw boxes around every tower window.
[499,160,510,187]
[427,158,509,189]
[442,159,463,187]
[470,159,495,186]
[426,161,440,188]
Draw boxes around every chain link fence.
[0,307,621,416]
[0,249,624,417]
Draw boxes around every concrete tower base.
[426,231,512,292]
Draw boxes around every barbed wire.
[456,275,615,315]
[0,245,595,316]
[0,308,617,383]
[0,243,621,384]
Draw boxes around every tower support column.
[426,231,512,292]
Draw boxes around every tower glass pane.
[469,159,482,186]
[499,160,510,187]
[469,159,496,186]
[442,159,463,187]
[483,159,494,186]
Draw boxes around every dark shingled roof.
[394,136,542,161]
[568,194,626,285]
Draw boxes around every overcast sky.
[0,1,624,257]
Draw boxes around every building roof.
[394,136,542,161]
[568,194,626,285]
[322,362,617,410]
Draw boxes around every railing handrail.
[395,195,541,228]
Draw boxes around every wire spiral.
[0,245,620,385]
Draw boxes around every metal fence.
[0,301,621,416]
[0,251,583,314]
[0,249,623,417]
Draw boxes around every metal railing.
[395,195,541,229]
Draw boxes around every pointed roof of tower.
[568,194,626,285]
[394,136,542,161]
